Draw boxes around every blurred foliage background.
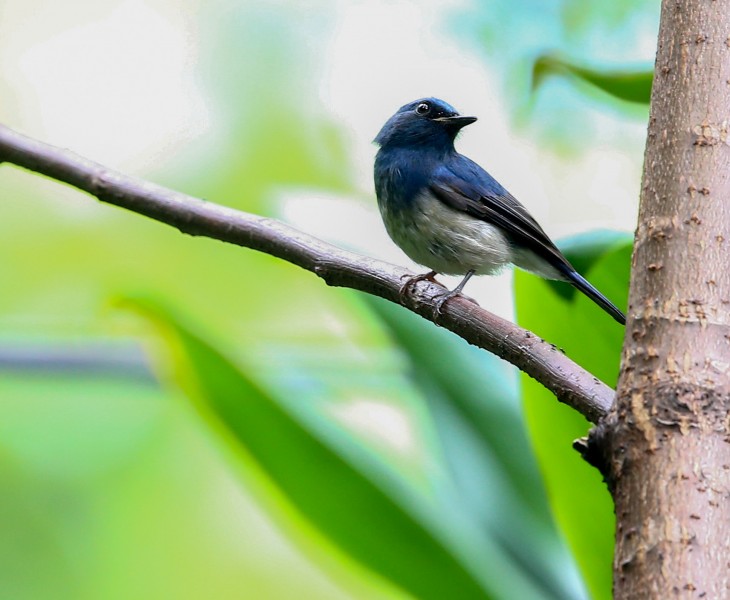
[0,0,658,598]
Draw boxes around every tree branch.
[0,123,614,422]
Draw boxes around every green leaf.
[532,54,653,105]
[0,453,81,600]
[124,297,549,600]
[364,296,587,600]
[515,240,632,600]
[549,230,633,301]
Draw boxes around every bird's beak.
[435,115,477,129]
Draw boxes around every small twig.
[0,123,614,422]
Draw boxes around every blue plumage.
[373,97,626,324]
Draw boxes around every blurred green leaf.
[0,452,81,600]
[514,240,631,600]
[364,297,588,600]
[557,230,633,277]
[550,230,633,301]
[0,364,357,600]
[126,297,554,600]
[532,54,653,105]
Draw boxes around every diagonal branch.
[0,123,614,422]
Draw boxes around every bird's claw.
[433,291,456,316]
[432,290,479,318]
[398,270,479,318]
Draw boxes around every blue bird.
[373,97,626,325]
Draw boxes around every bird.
[373,97,626,325]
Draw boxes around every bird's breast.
[379,189,512,276]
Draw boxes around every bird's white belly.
[380,191,512,276]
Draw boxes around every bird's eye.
[415,102,430,115]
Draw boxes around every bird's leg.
[433,269,477,316]
[399,270,439,299]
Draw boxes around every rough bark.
[590,1,730,597]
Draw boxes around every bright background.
[0,1,657,599]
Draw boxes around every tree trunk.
[589,1,730,597]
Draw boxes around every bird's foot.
[432,269,478,317]
[432,289,479,317]
[399,270,439,300]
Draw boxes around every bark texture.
[596,1,730,597]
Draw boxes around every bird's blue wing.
[428,156,627,324]
[428,158,574,277]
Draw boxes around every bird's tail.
[565,271,626,325]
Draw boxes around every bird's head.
[374,98,477,151]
